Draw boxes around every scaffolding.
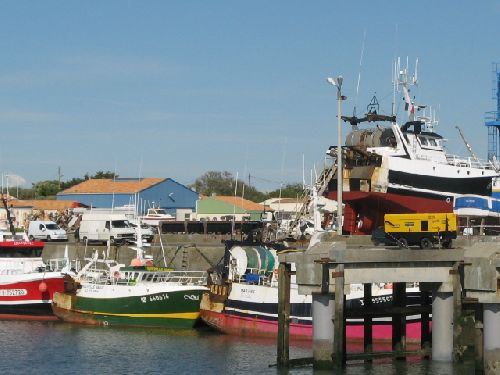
[485,62,500,161]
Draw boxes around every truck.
[77,214,136,245]
[383,213,457,249]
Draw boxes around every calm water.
[0,320,475,375]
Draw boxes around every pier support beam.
[420,291,431,355]
[312,293,334,369]
[392,282,407,357]
[483,304,500,374]
[432,291,454,362]
[277,262,291,368]
[333,264,345,369]
[363,284,373,356]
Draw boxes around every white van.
[78,214,136,244]
[28,221,68,242]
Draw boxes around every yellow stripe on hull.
[74,310,200,320]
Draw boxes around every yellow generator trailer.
[383,213,457,249]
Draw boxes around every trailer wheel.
[420,238,432,249]
[397,238,408,249]
[442,239,452,249]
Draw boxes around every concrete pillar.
[312,293,334,369]
[483,304,500,374]
[432,292,454,361]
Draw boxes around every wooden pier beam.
[333,264,345,368]
[277,262,291,368]
[392,282,407,358]
[420,290,431,356]
[363,283,373,356]
[475,304,484,373]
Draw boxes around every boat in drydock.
[326,61,500,235]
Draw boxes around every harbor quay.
[276,235,500,374]
[41,234,229,271]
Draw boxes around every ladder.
[286,165,336,238]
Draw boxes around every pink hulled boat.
[200,241,427,342]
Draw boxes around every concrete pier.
[312,293,334,369]
[483,304,500,374]
[278,242,465,367]
[464,243,500,374]
[432,291,454,361]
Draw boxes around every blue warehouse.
[57,177,199,216]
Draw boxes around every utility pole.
[57,166,64,189]
[327,76,347,235]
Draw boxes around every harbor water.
[1,320,475,375]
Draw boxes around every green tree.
[32,180,60,198]
[266,183,304,199]
[191,171,267,202]
[93,170,119,179]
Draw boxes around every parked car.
[28,221,68,242]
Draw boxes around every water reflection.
[0,320,476,375]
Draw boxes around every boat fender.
[39,281,48,293]
[273,268,279,280]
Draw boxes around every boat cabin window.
[428,138,437,147]
[152,274,159,282]
[418,136,428,146]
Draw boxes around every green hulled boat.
[52,253,208,328]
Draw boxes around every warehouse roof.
[207,195,272,212]
[58,178,165,194]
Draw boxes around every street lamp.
[326,76,346,235]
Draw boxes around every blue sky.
[1,1,500,191]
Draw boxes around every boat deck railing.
[117,270,207,286]
[445,154,497,170]
[233,267,277,287]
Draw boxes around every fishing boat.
[52,240,208,328]
[0,196,73,320]
[326,60,500,235]
[200,240,424,342]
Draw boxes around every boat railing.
[445,154,496,170]
[117,270,207,286]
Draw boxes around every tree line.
[13,170,304,202]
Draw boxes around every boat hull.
[52,285,207,329]
[0,273,68,320]
[200,284,427,342]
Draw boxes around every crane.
[455,126,479,163]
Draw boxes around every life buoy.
[113,271,120,280]
[446,197,451,204]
